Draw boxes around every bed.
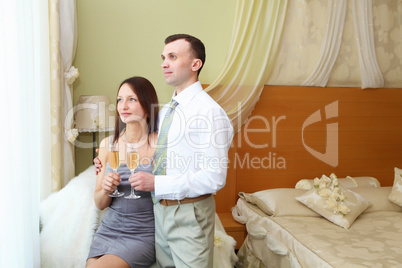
[233,172,402,267]
[209,85,402,267]
[39,166,238,268]
[213,85,402,213]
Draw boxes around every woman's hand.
[102,171,121,193]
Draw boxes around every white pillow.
[295,176,380,190]
[353,187,402,213]
[296,188,371,229]
[388,167,402,207]
[238,189,319,217]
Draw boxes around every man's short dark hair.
[165,34,206,75]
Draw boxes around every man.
[96,34,233,267]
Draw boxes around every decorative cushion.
[295,176,381,190]
[238,189,319,217]
[388,167,402,207]
[295,174,371,229]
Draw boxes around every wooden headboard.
[214,85,402,213]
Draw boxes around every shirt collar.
[171,81,202,108]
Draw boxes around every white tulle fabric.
[0,0,50,266]
[302,0,384,89]
[351,0,384,88]
[302,0,347,87]
[206,0,288,132]
[207,0,401,133]
[269,0,400,88]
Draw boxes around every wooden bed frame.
[214,85,402,213]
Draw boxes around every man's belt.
[159,194,211,206]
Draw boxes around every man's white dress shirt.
[154,81,234,200]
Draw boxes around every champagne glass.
[125,143,141,199]
[108,140,124,197]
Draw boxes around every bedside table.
[218,212,247,250]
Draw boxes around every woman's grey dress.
[87,162,155,268]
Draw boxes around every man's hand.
[94,148,102,175]
[129,171,155,192]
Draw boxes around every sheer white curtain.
[351,0,384,88]
[302,0,347,87]
[206,0,288,132]
[0,0,51,266]
[268,0,394,88]
[302,0,384,88]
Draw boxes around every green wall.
[73,0,236,175]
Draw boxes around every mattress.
[235,198,402,268]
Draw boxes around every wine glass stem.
[113,169,119,193]
[131,170,135,195]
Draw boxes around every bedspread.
[235,198,402,268]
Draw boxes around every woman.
[86,76,159,268]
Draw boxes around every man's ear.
[191,59,202,72]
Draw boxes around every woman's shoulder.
[99,136,114,157]
[100,135,113,147]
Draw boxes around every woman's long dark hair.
[113,76,159,144]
